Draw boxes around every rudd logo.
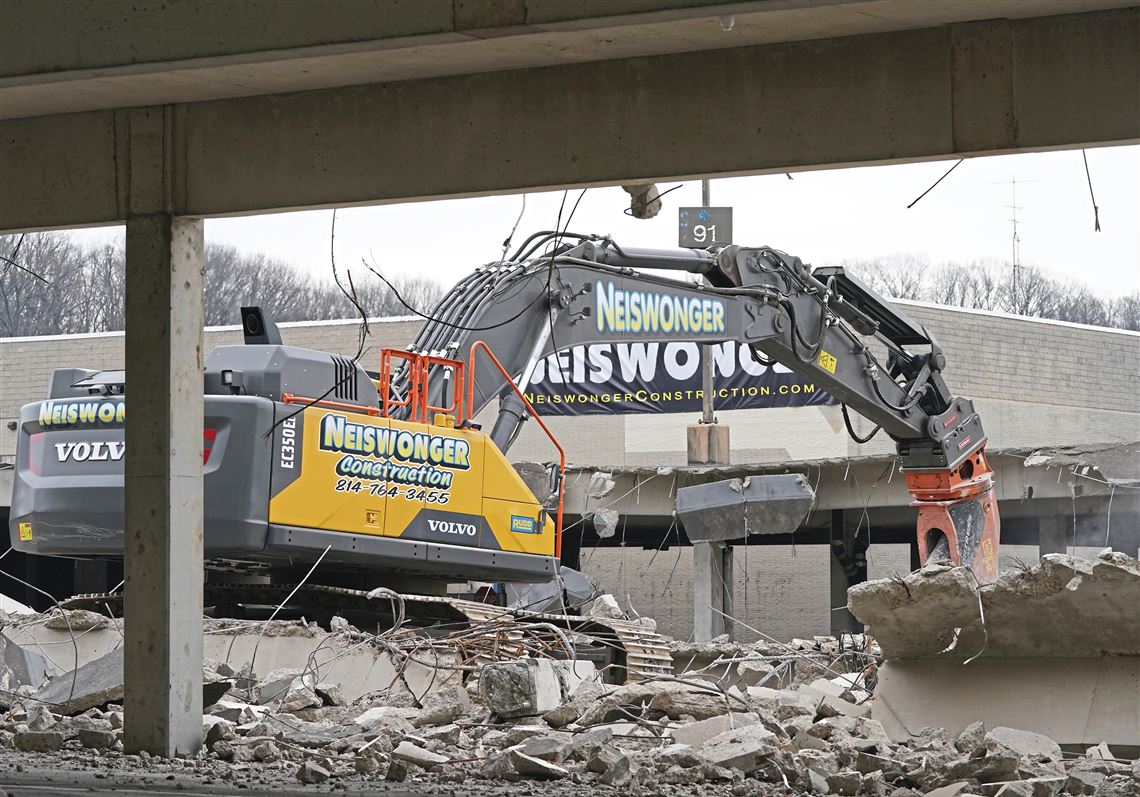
[55,441,125,463]
[426,520,476,537]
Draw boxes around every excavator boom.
[400,234,1000,580]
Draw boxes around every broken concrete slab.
[31,647,240,716]
[876,657,1138,750]
[207,620,462,704]
[0,633,59,696]
[849,553,1140,748]
[31,647,124,714]
[849,553,1140,660]
[8,615,463,708]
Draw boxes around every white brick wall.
[3,306,1137,464]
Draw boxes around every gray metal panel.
[204,345,378,409]
[265,525,556,583]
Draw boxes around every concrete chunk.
[78,728,117,749]
[480,659,563,718]
[392,740,448,767]
[413,684,471,727]
[857,554,1140,748]
[31,647,125,714]
[14,730,65,752]
[671,711,760,747]
[696,723,778,772]
[986,726,1062,762]
[297,761,330,784]
[849,554,1140,660]
[507,748,570,779]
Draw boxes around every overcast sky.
[69,144,1138,300]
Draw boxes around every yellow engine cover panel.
[268,407,554,557]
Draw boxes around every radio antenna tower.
[991,174,1036,309]
[1008,176,1023,301]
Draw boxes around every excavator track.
[60,583,673,682]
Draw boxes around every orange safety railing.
[378,349,466,425]
[467,340,565,560]
[282,393,380,415]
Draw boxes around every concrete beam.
[3,2,1131,120]
[122,213,205,757]
[3,8,1137,232]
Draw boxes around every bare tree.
[1109,294,1140,331]
[0,232,87,337]
[1050,284,1110,327]
[840,254,930,300]
[1,234,444,337]
[1000,265,1062,318]
[833,253,1132,330]
[962,260,1003,311]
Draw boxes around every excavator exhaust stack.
[674,474,816,542]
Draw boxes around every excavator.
[8,233,1000,679]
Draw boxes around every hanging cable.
[842,402,882,444]
[907,159,964,209]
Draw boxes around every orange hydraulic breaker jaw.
[906,446,1001,583]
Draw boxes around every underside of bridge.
[1,0,1137,757]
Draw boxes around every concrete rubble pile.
[0,568,1134,795]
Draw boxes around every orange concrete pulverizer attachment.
[906,446,1001,583]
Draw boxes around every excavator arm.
[393,233,1000,581]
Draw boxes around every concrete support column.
[123,214,205,757]
[829,510,865,636]
[1038,515,1067,557]
[693,541,731,642]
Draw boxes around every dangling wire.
[1081,150,1101,232]
[501,193,528,259]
